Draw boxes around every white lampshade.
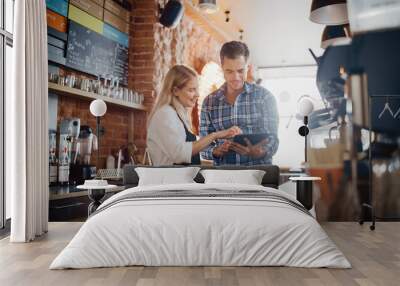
[298,97,314,117]
[90,99,107,117]
[199,0,218,14]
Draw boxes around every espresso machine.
[58,118,81,185]
[313,28,400,228]
[69,125,98,185]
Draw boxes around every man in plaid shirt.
[200,41,279,165]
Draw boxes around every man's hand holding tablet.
[229,133,269,159]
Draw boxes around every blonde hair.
[148,65,198,130]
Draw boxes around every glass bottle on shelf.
[110,76,117,99]
[100,74,107,97]
[58,135,71,186]
[115,77,121,100]
[49,131,58,186]
[105,74,112,98]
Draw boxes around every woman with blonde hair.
[147,65,241,165]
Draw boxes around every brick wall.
[153,10,222,96]
[57,0,223,167]
[57,95,130,167]
[129,0,222,155]
[152,1,222,135]
[56,0,151,168]
[127,0,157,158]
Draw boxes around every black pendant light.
[310,0,348,25]
[159,0,184,28]
[321,24,350,49]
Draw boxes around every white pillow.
[200,169,266,185]
[135,167,200,186]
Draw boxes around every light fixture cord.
[97,117,100,171]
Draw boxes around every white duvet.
[50,183,351,269]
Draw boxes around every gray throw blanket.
[91,189,312,218]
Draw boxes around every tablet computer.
[232,133,268,146]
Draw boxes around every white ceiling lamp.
[198,0,218,14]
[310,0,348,25]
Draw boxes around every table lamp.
[90,99,107,169]
[297,96,314,162]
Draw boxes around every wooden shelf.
[48,82,147,111]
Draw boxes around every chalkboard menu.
[66,21,128,85]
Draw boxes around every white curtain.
[8,0,49,242]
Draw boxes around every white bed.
[50,183,351,269]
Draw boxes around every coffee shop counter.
[49,182,126,221]
[49,184,125,200]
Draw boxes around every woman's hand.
[229,138,268,159]
[214,126,242,140]
[212,141,232,158]
[193,126,241,157]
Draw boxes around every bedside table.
[49,184,125,221]
[77,183,118,216]
[289,177,321,210]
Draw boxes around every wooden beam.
[183,0,234,43]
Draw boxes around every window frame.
[258,65,322,168]
[0,0,13,230]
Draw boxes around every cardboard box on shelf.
[46,0,68,17]
[103,23,129,47]
[48,44,65,58]
[47,8,67,33]
[104,0,130,22]
[104,10,129,34]
[48,26,68,41]
[48,44,66,66]
[48,35,66,50]
[70,0,104,20]
[92,0,105,7]
[68,4,104,34]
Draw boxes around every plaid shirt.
[200,82,279,166]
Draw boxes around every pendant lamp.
[321,24,350,49]
[310,0,348,25]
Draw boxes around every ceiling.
[199,0,325,68]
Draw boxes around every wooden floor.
[0,222,399,286]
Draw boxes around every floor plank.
[0,222,399,286]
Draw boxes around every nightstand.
[289,177,321,210]
[49,184,125,221]
[77,183,118,216]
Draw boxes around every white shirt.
[147,105,193,166]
